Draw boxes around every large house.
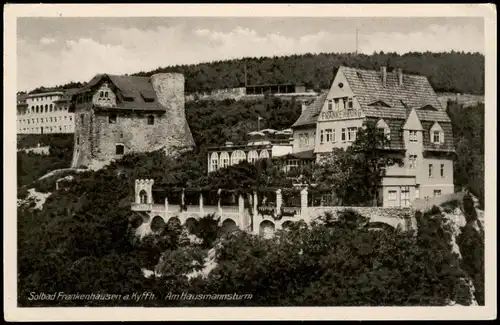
[16,89,77,134]
[69,73,195,168]
[291,66,455,207]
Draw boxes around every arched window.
[210,152,219,172]
[147,115,155,125]
[45,104,48,112]
[35,106,39,113]
[139,190,148,204]
[247,150,259,163]
[220,152,230,168]
[49,104,53,112]
[259,150,270,160]
[231,150,246,165]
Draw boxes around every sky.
[17,17,484,92]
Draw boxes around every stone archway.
[366,221,396,232]
[221,218,238,235]
[151,216,166,232]
[167,216,182,229]
[282,220,294,229]
[185,217,198,234]
[259,220,275,239]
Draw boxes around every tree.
[314,121,403,206]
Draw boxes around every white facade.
[17,91,75,134]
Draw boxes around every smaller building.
[17,89,77,134]
[207,128,301,174]
[245,83,307,95]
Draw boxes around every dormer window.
[430,122,444,144]
[432,130,443,144]
[376,119,391,141]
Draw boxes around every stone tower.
[70,72,195,168]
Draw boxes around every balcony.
[384,165,418,177]
[320,109,364,121]
[131,203,152,211]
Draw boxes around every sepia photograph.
[4,3,496,321]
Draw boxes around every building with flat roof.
[206,128,315,174]
[17,89,77,134]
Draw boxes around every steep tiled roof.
[341,66,450,122]
[366,117,406,150]
[421,121,455,152]
[291,92,327,128]
[54,88,81,103]
[74,74,166,111]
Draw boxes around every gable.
[419,104,439,111]
[326,68,356,99]
[402,109,423,130]
[368,100,392,108]
[376,118,389,129]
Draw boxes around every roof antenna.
[355,28,359,55]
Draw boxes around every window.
[147,115,155,125]
[45,104,48,112]
[409,154,418,169]
[139,190,148,204]
[100,91,104,98]
[49,104,53,112]
[432,131,442,144]
[328,100,333,111]
[325,129,334,143]
[115,144,125,155]
[401,187,410,207]
[388,190,397,201]
[231,150,246,165]
[409,130,418,142]
[341,128,347,141]
[210,152,219,172]
[334,98,340,110]
[347,97,353,109]
[348,127,357,142]
[433,190,442,198]
[286,159,299,171]
[105,91,109,98]
[69,116,72,121]
[220,152,230,168]
[260,150,270,160]
[109,113,117,124]
[428,164,433,178]
[76,137,80,145]
[247,150,259,163]
[440,164,444,177]
[320,130,324,144]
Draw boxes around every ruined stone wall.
[93,110,169,160]
[304,206,415,230]
[72,102,94,167]
[150,73,195,153]
[71,73,195,167]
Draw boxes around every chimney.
[397,68,403,86]
[380,66,387,87]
